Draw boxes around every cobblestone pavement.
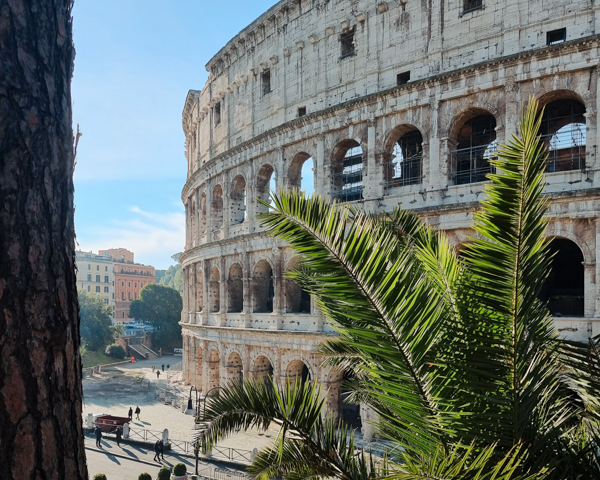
[83,357,278,451]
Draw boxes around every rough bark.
[0,1,87,479]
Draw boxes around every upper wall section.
[182,0,598,171]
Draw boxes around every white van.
[173,348,183,356]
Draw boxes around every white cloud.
[77,207,185,269]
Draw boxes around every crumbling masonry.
[181,0,600,436]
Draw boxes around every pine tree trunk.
[0,1,87,479]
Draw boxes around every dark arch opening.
[332,140,363,202]
[385,129,423,190]
[539,238,584,317]
[451,114,497,185]
[540,99,586,172]
[340,370,362,430]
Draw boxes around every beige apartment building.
[75,250,116,321]
[180,0,600,431]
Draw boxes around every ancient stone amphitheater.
[180,0,600,430]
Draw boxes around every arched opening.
[289,153,315,195]
[540,98,586,172]
[540,238,584,317]
[196,345,203,391]
[450,113,497,185]
[209,267,220,313]
[212,185,224,230]
[208,349,220,393]
[384,128,423,190]
[227,352,243,384]
[332,140,363,202]
[286,360,311,385]
[200,193,207,235]
[230,176,247,225]
[196,266,203,312]
[253,260,274,313]
[285,257,311,313]
[256,164,275,214]
[340,370,362,430]
[227,263,244,313]
[252,356,273,381]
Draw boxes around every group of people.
[93,425,122,448]
[152,364,170,378]
[128,406,141,420]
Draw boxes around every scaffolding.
[540,100,586,172]
[332,146,363,202]
[384,131,423,192]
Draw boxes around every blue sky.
[72,0,275,269]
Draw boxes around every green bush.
[104,343,126,359]
[93,474,107,480]
[137,473,152,480]
[157,466,171,480]
[173,463,187,476]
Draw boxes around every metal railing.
[384,155,422,192]
[450,143,497,185]
[127,426,164,442]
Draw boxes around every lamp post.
[184,385,199,415]
[193,386,223,475]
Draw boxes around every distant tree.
[105,344,126,359]
[129,284,182,349]
[79,290,114,351]
[0,1,87,478]
[158,264,183,294]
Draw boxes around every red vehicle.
[94,415,131,433]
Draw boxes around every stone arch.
[256,164,276,214]
[535,92,587,172]
[196,344,203,391]
[331,139,364,202]
[212,184,224,230]
[285,359,311,385]
[227,351,243,384]
[195,265,203,312]
[252,259,274,313]
[288,152,315,194]
[540,237,585,317]
[448,108,498,185]
[252,355,274,380]
[285,256,311,313]
[199,192,207,235]
[383,124,424,189]
[230,175,247,225]
[208,348,220,393]
[209,266,220,313]
[227,263,244,313]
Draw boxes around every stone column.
[184,203,190,249]
[201,340,210,394]
[206,181,213,235]
[428,99,443,191]
[271,247,284,330]
[202,260,209,325]
[222,171,230,238]
[219,256,227,326]
[242,252,252,327]
[182,266,189,322]
[364,118,380,202]
[315,134,326,195]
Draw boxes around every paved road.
[86,448,164,480]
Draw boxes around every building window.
[547,28,566,46]
[340,27,356,58]
[105,298,109,305]
[104,287,109,293]
[96,275,100,282]
[397,71,410,86]
[112,293,115,299]
[462,0,483,14]
[96,265,99,271]
[121,282,124,287]
[262,70,271,96]
[298,106,306,117]
[128,282,131,287]
[123,312,125,318]
[122,292,125,300]
[87,274,92,282]
[128,292,131,300]
[88,264,91,270]
[134,283,137,288]
[96,286,100,293]
[141,283,144,288]
[87,286,90,292]
[104,276,109,283]
[214,102,221,126]
[105,266,108,271]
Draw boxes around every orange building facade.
[100,248,157,323]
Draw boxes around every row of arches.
[187,258,311,315]
[187,93,588,243]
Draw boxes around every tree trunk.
[0,1,87,479]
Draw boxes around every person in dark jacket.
[153,439,161,462]
[115,426,122,447]
[128,407,133,419]
[94,426,103,448]
[135,406,141,420]
[158,440,165,460]
[161,364,165,372]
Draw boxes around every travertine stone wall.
[181,0,600,429]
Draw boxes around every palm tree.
[195,98,600,479]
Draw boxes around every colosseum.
[180,0,600,429]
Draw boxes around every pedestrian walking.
[156,370,160,378]
[158,440,165,460]
[135,406,141,420]
[94,426,103,448]
[152,365,155,372]
[161,364,165,372]
[153,439,161,462]
[166,363,170,370]
[115,427,122,447]
[128,407,133,419]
